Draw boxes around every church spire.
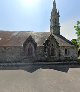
[53,0,56,10]
[50,0,60,35]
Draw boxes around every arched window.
[51,47,55,56]
[28,44,33,56]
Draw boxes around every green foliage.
[71,39,78,47]
[74,21,80,46]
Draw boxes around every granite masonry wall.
[0,46,78,63]
[60,46,78,61]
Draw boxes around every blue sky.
[0,0,80,40]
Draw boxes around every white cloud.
[43,18,78,41]
[60,19,77,40]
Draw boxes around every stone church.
[0,0,78,62]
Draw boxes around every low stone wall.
[0,62,79,72]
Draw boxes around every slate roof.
[0,31,74,47]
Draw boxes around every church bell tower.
[50,0,60,35]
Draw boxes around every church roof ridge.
[0,31,75,47]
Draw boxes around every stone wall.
[0,46,23,62]
[0,46,45,62]
[0,45,78,63]
[36,46,45,61]
[60,46,78,61]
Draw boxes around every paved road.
[0,68,80,92]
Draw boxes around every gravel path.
[0,68,80,92]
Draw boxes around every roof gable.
[23,35,37,49]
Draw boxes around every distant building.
[0,0,78,62]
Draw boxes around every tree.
[74,21,80,46]
[71,39,78,47]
